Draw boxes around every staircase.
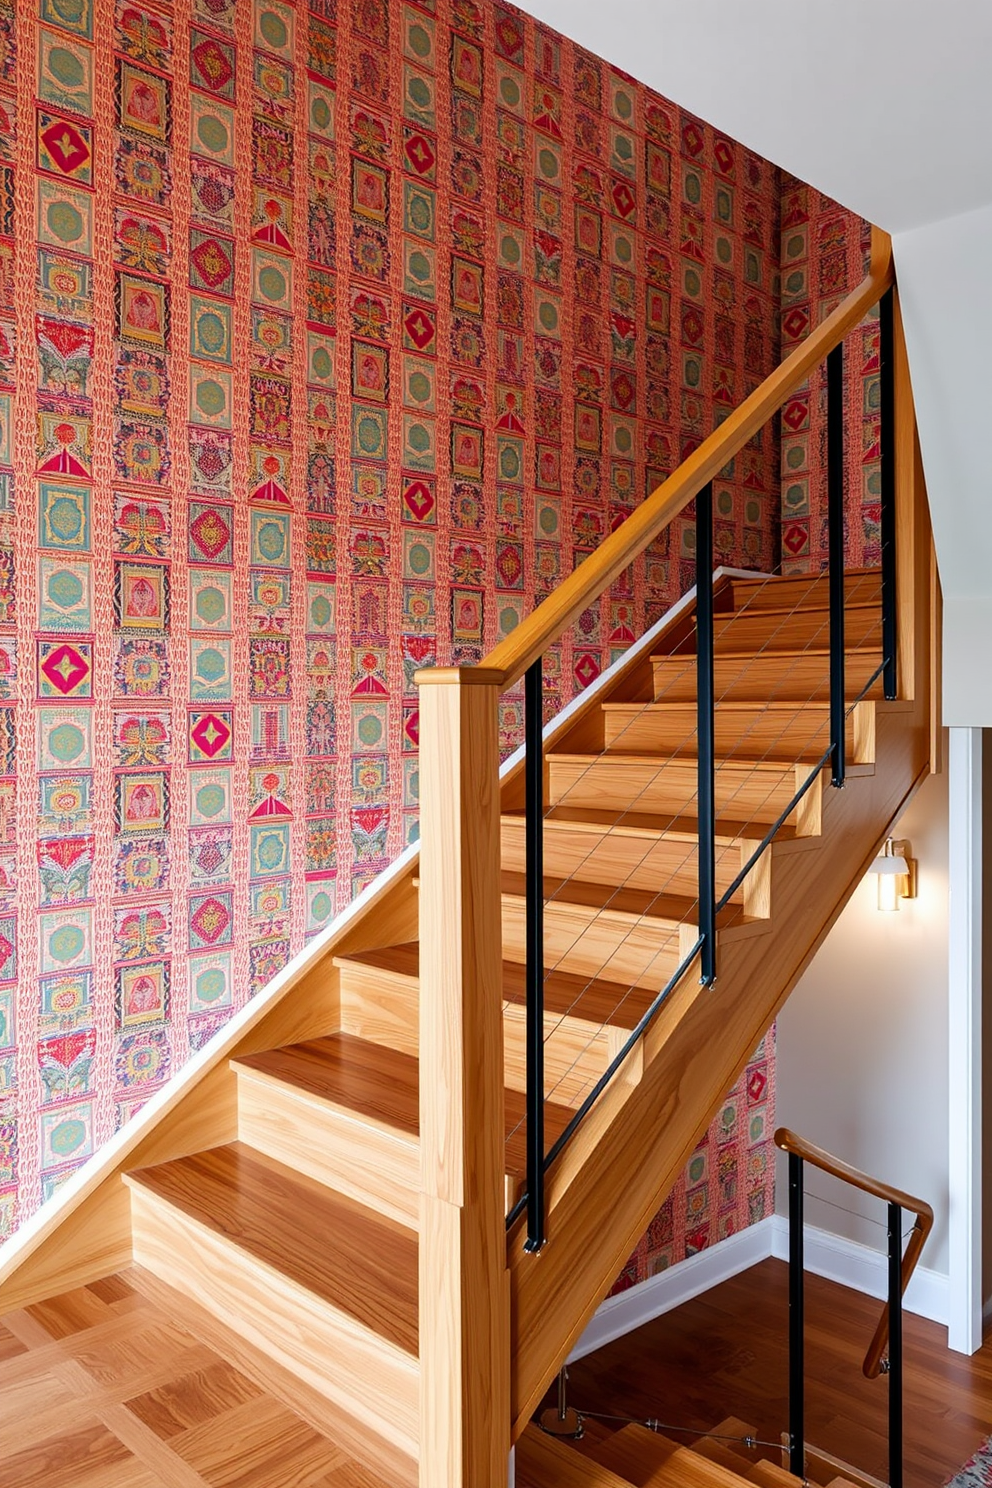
[516,1416,860,1488]
[0,237,938,1487]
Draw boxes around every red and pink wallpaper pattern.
[0,0,813,1252]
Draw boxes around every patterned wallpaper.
[778,174,876,574]
[0,0,797,1252]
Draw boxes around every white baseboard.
[769,1215,949,1327]
[568,1217,777,1361]
[568,1213,950,1363]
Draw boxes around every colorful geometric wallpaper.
[0,0,848,1253]
[778,174,877,574]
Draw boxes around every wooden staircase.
[0,239,938,1488]
[516,1415,861,1488]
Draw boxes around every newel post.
[415,667,510,1488]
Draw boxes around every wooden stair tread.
[234,1032,575,1181]
[516,1425,638,1486]
[591,1421,753,1487]
[336,943,660,1029]
[125,1141,419,1356]
[693,1419,801,1488]
[500,871,755,934]
[548,751,817,774]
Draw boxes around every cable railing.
[502,556,891,1230]
[476,244,899,1251]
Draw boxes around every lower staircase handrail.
[774,1125,934,1379]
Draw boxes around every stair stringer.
[507,697,933,1438]
[0,572,723,1314]
[0,850,420,1313]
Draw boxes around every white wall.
[774,766,950,1275]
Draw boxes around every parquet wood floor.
[562,1258,992,1488]
[0,1268,390,1488]
[5,1257,991,1487]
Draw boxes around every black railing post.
[788,1152,805,1479]
[524,659,545,1252]
[827,342,846,788]
[696,481,716,987]
[879,288,898,701]
[888,1202,904,1488]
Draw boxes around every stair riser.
[128,1183,420,1477]
[236,1068,420,1231]
[730,573,881,612]
[706,607,881,654]
[601,707,854,763]
[502,896,681,991]
[337,963,619,1108]
[652,652,883,703]
[548,758,803,827]
[501,817,743,902]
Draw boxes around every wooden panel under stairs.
[650,649,884,705]
[587,1421,756,1487]
[599,700,869,766]
[334,942,666,1108]
[547,752,831,832]
[231,1031,574,1223]
[124,1142,420,1480]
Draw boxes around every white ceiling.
[515,0,992,234]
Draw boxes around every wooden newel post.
[415,667,511,1488]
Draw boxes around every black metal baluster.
[696,482,716,987]
[827,342,846,787]
[788,1153,805,1480]
[888,1202,904,1488]
[880,289,898,701]
[524,658,545,1252]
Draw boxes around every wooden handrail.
[480,238,895,693]
[774,1127,934,1380]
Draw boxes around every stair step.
[600,700,872,766]
[516,1425,636,1487]
[548,753,828,836]
[729,569,881,613]
[695,602,881,656]
[231,1032,574,1222]
[748,1463,804,1488]
[692,1419,801,1488]
[651,649,884,704]
[124,1142,419,1472]
[335,944,666,1105]
[501,808,752,906]
[590,1421,754,1486]
[500,868,763,991]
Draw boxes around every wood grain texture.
[600,700,857,765]
[0,1267,395,1488]
[416,674,510,1488]
[126,1153,420,1473]
[590,1423,750,1487]
[651,650,884,705]
[560,1257,987,1488]
[516,1426,635,1487]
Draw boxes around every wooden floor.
[4,1257,991,1487]
[563,1258,992,1488]
[0,1268,388,1488]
